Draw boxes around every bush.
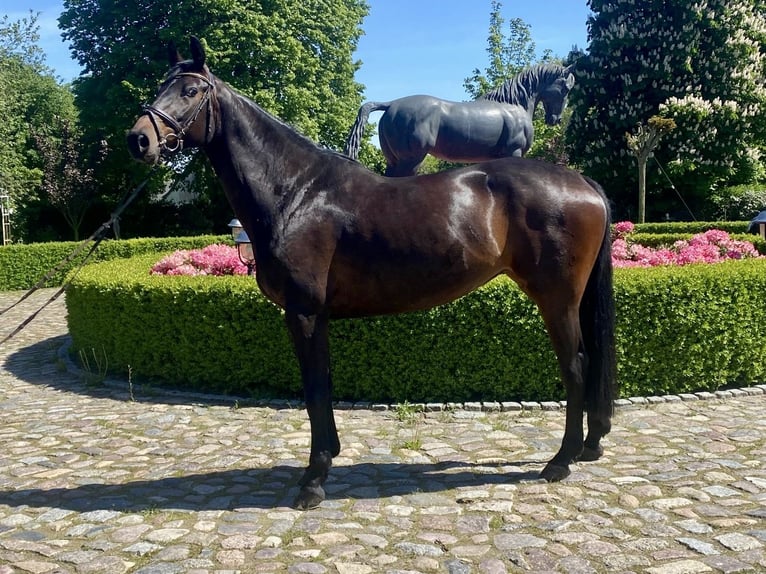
[65,253,766,403]
[613,229,763,267]
[631,221,749,235]
[629,233,766,254]
[0,235,229,291]
[709,184,766,221]
[615,261,766,397]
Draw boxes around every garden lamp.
[227,218,243,241]
[234,229,255,276]
[748,211,766,240]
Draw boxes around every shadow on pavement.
[3,335,271,407]
[0,462,542,513]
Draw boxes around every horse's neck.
[205,84,323,233]
[486,74,537,116]
[512,71,543,115]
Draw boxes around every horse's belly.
[435,111,528,161]
[328,264,500,319]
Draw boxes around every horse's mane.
[479,63,566,106]
[192,64,349,161]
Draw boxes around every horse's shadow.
[0,463,542,514]
[1,337,544,512]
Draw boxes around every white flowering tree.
[567,0,766,220]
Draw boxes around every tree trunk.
[637,153,648,223]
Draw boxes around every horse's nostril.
[127,131,150,157]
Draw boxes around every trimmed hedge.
[628,232,766,253]
[632,221,750,234]
[0,235,229,291]
[65,253,766,402]
[615,261,766,397]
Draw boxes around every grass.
[393,401,425,451]
[78,346,109,386]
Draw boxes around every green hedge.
[65,254,766,403]
[0,235,229,291]
[627,232,766,253]
[631,221,749,234]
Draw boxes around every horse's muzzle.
[127,121,161,164]
[545,114,562,126]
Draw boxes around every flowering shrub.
[611,220,635,241]
[612,222,762,268]
[150,244,249,276]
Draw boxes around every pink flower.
[614,221,635,235]
[702,229,730,244]
[151,244,250,276]
[610,228,761,268]
[612,221,635,241]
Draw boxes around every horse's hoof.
[540,463,570,482]
[293,485,325,510]
[577,444,604,462]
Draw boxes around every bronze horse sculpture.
[344,63,575,176]
[127,38,615,510]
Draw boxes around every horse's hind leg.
[379,133,426,177]
[579,414,609,462]
[384,156,425,177]
[536,303,587,482]
[579,397,611,462]
[285,310,341,509]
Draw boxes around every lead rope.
[0,165,159,346]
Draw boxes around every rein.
[0,165,159,346]
[142,72,215,157]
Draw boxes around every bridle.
[142,72,216,158]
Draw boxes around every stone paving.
[0,289,764,574]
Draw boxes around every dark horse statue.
[344,63,575,176]
[127,38,615,510]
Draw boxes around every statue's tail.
[343,101,390,160]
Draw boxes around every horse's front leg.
[284,310,340,510]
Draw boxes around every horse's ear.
[562,64,576,89]
[168,41,182,66]
[190,36,206,69]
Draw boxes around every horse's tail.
[343,101,390,159]
[580,177,617,421]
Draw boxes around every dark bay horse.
[127,38,615,510]
[344,63,575,176]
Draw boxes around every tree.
[0,12,48,73]
[463,1,538,99]
[460,1,570,166]
[0,13,78,240]
[567,0,766,221]
[58,0,369,237]
[625,116,676,222]
[30,116,106,240]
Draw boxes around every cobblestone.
[0,290,765,573]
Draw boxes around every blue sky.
[5,1,589,102]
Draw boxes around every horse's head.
[540,64,575,126]
[127,37,216,164]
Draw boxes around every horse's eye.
[185,87,199,97]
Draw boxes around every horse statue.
[127,37,615,510]
[344,62,575,176]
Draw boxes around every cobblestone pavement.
[0,289,764,574]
